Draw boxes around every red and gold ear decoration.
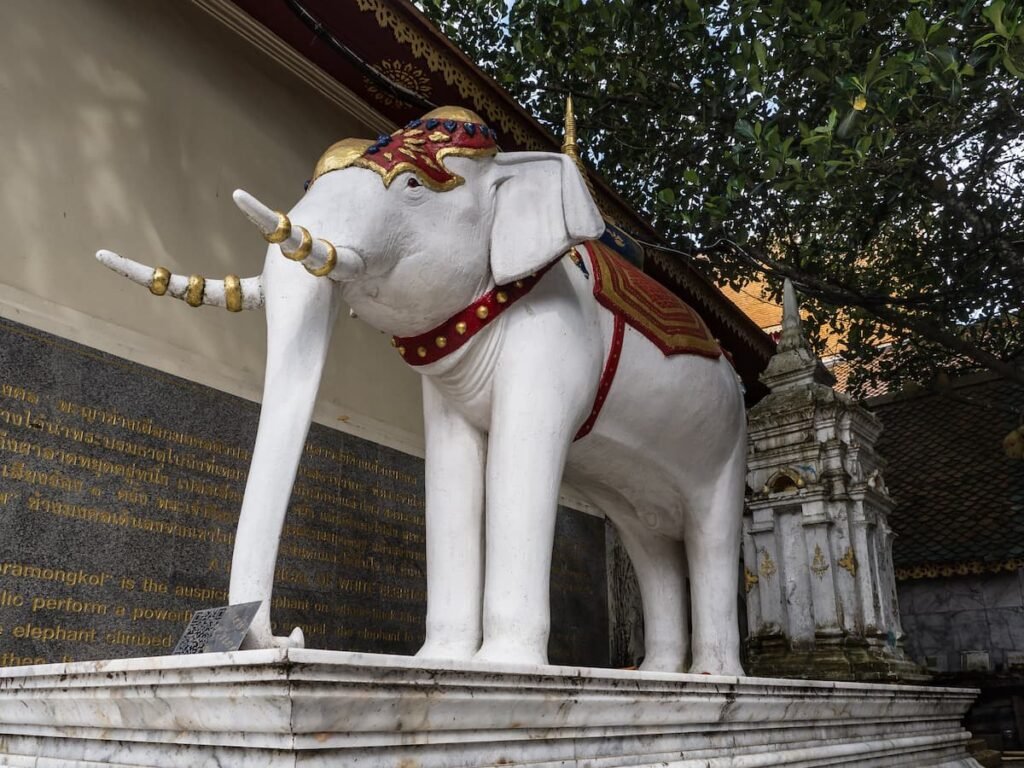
[309,107,498,192]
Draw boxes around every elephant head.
[240,107,602,335]
[97,106,604,650]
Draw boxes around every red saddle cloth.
[582,240,721,359]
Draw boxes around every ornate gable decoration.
[310,106,497,192]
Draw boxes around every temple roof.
[722,282,784,331]
[869,373,1024,579]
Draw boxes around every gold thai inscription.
[0,359,430,662]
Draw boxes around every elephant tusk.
[232,188,365,281]
[95,250,265,311]
[232,189,288,241]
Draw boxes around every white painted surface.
[0,650,983,767]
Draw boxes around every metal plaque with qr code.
[172,601,262,655]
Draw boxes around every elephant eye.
[406,177,422,189]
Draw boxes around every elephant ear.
[488,153,605,285]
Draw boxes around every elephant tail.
[95,250,264,312]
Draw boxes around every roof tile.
[870,377,1024,570]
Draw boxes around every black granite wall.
[0,317,607,667]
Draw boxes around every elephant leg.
[230,258,341,649]
[416,378,486,661]
[606,512,688,671]
[686,441,746,676]
[473,373,583,667]
[612,512,690,673]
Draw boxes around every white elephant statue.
[98,105,747,675]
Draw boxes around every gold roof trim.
[896,557,1024,580]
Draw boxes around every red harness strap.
[574,313,624,441]
[391,251,623,441]
[391,262,556,366]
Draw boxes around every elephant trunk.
[95,250,264,311]
[232,189,364,281]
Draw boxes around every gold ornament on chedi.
[810,544,830,579]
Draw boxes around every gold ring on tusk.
[305,240,337,277]
[224,274,242,312]
[283,226,312,262]
[264,211,292,244]
[185,274,206,307]
[150,267,171,296]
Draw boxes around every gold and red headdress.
[310,106,498,192]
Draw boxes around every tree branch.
[726,242,1024,387]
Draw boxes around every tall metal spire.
[561,96,597,201]
[561,95,577,155]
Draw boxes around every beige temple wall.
[0,0,426,455]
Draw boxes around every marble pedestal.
[0,649,981,767]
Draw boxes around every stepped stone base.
[0,649,982,767]
[746,635,932,684]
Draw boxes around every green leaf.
[950,76,962,103]
[973,31,1001,48]
[1003,50,1024,78]
[865,45,882,83]
[658,188,677,204]
[983,0,1008,37]
[931,47,958,71]
[806,66,831,84]
[753,39,767,68]
[907,10,927,42]
[735,119,756,141]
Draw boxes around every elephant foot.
[639,654,687,674]
[688,655,745,677]
[277,626,306,649]
[415,638,479,663]
[241,624,305,651]
[472,639,547,668]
